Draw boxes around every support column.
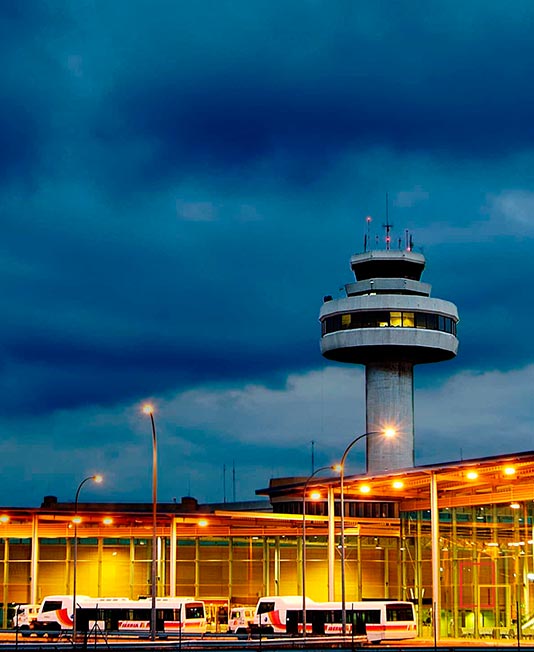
[263,539,269,596]
[170,519,177,597]
[297,536,303,595]
[2,540,8,629]
[157,536,163,596]
[328,486,335,600]
[97,536,103,596]
[274,537,280,596]
[415,512,424,631]
[228,538,234,601]
[195,538,200,599]
[357,536,363,600]
[451,508,459,638]
[430,472,440,643]
[30,514,39,605]
[129,538,135,599]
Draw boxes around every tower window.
[322,310,457,337]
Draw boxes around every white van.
[14,604,40,630]
[227,607,255,634]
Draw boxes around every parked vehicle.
[13,604,40,630]
[32,595,207,636]
[254,595,417,642]
[227,606,255,634]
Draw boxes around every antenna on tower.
[364,216,372,252]
[383,193,392,250]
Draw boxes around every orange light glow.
[142,404,154,415]
[504,466,516,476]
[72,516,82,524]
[383,427,396,438]
[466,471,478,480]
[310,491,321,501]
[510,502,521,510]
[0,515,9,524]
[198,519,208,527]
[103,517,113,525]
[94,474,103,484]
[392,480,404,489]
[333,464,342,473]
[359,484,371,494]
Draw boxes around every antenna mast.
[384,192,392,250]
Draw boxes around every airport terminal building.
[2,235,533,640]
[0,453,533,640]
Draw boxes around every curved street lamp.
[143,404,158,642]
[338,428,395,635]
[302,465,332,637]
[73,474,103,640]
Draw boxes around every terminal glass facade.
[0,498,533,639]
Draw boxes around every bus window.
[185,605,205,619]
[257,602,275,615]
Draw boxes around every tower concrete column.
[366,362,414,472]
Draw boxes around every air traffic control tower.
[319,232,459,473]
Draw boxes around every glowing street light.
[73,474,103,640]
[338,428,395,635]
[143,403,158,641]
[302,465,332,637]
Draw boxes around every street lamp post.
[143,404,158,642]
[73,474,103,640]
[338,429,394,636]
[302,465,332,638]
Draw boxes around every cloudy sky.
[2,1,534,507]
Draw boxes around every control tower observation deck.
[319,244,459,473]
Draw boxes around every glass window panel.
[438,315,445,331]
[341,314,351,328]
[402,312,415,327]
[426,314,438,330]
[415,313,427,329]
[390,312,402,327]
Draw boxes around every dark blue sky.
[2,1,534,506]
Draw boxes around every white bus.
[32,595,207,636]
[255,596,417,642]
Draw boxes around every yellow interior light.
[103,517,113,525]
[510,502,521,510]
[392,480,404,489]
[359,484,371,494]
[504,466,516,476]
[466,471,478,480]
[198,519,209,527]
[72,516,82,524]
[310,491,321,501]
[0,515,9,524]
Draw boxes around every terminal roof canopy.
[257,450,534,512]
